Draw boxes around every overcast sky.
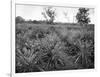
[16,4,94,24]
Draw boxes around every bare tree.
[42,7,56,24]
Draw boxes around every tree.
[15,16,25,24]
[42,7,56,24]
[76,8,90,25]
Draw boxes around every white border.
[11,0,15,76]
[15,0,95,8]
[11,0,96,77]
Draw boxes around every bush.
[72,33,94,68]
[16,16,25,24]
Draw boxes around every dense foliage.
[16,23,94,73]
[16,16,25,24]
[76,8,90,25]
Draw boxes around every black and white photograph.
[15,4,94,73]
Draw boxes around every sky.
[16,4,94,24]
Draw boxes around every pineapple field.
[15,23,94,73]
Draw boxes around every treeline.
[16,7,92,26]
[15,16,45,24]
